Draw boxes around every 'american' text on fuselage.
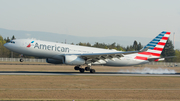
[34,43,69,52]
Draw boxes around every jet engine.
[64,55,85,65]
[46,58,63,64]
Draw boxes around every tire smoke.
[119,67,176,74]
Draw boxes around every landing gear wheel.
[20,59,24,62]
[85,67,90,71]
[74,66,80,70]
[79,68,85,73]
[90,69,95,73]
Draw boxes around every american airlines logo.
[27,41,34,47]
[27,41,69,53]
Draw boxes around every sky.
[0,0,180,48]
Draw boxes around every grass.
[0,64,180,100]
[0,75,180,100]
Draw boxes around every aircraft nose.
[4,43,8,48]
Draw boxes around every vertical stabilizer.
[135,31,171,61]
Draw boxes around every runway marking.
[1,88,180,90]
[0,72,180,76]
[0,71,180,76]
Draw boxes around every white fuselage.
[4,39,149,66]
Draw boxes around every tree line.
[76,41,143,51]
[0,35,180,62]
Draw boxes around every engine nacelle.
[46,58,63,64]
[65,55,85,65]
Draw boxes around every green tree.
[0,35,10,57]
[117,44,124,51]
[11,35,15,40]
[86,42,91,46]
[137,42,143,51]
[126,46,130,51]
[109,42,116,49]
[161,39,175,62]
[133,40,138,50]
[4,37,10,42]
[174,50,180,62]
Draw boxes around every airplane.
[4,31,171,73]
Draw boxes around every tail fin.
[135,31,171,61]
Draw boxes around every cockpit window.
[9,41,15,44]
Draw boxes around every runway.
[0,71,180,76]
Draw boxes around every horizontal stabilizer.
[148,56,176,62]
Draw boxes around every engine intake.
[65,55,85,65]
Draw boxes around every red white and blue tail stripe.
[134,31,171,61]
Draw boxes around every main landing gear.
[74,65,95,73]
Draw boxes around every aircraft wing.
[79,47,149,63]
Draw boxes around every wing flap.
[80,48,149,63]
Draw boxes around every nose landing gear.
[20,54,24,62]
[20,58,24,62]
